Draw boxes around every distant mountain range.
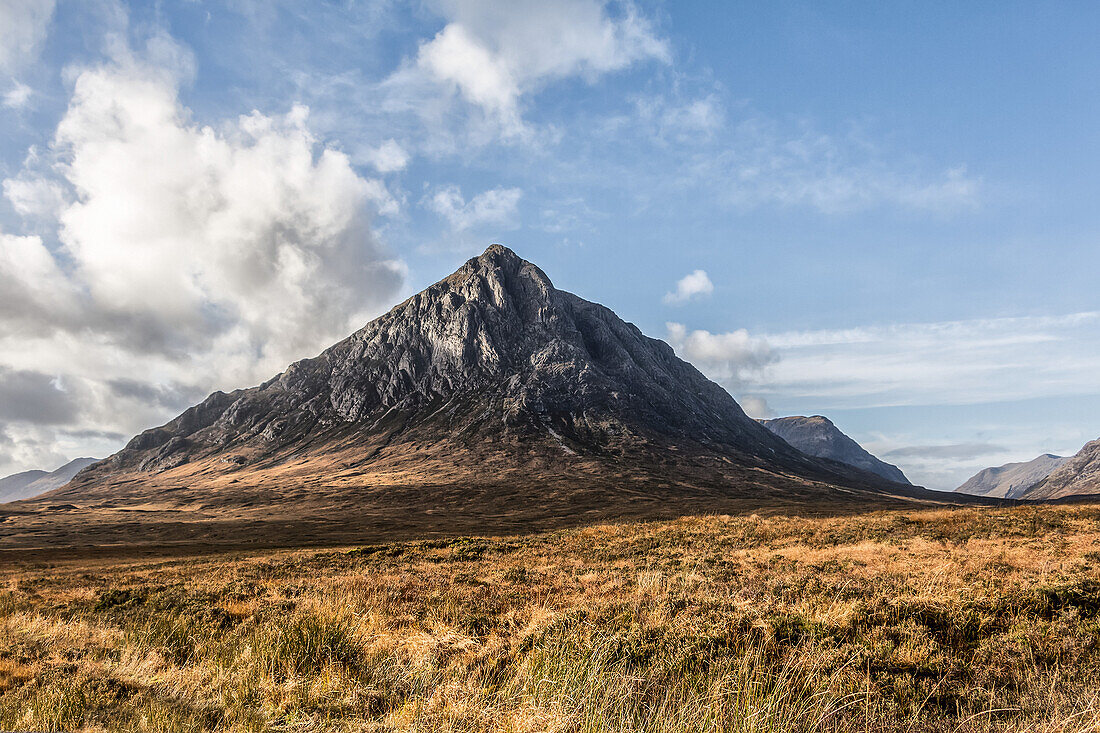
[0,458,99,504]
[1019,440,1100,500]
[760,415,910,485]
[955,438,1100,501]
[954,454,1069,499]
[5,246,953,551]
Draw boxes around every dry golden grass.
[2,504,1100,732]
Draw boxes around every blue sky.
[1,1,1098,489]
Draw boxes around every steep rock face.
[760,416,911,485]
[954,454,1068,499]
[1020,440,1100,500]
[0,458,98,504]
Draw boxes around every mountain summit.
[23,246,939,549]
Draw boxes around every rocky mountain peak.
[441,244,555,314]
[59,244,917,510]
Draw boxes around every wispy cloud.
[710,121,980,214]
[2,80,33,109]
[668,312,1100,488]
[360,139,409,173]
[882,443,1007,460]
[427,184,523,233]
[757,312,1100,408]
[0,0,56,74]
[665,322,777,417]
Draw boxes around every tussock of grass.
[2,504,1100,731]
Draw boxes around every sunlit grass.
[2,504,1100,731]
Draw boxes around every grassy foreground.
[2,505,1100,732]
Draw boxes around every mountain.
[1017,440,1100,500]
[0,458,99,504]
[954,454,1069,499]
[0,470,48,504]
[10,246,955,552]
[759,416,911,485]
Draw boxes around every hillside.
[760,415,910,484]
[954,454,1068,499]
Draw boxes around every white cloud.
[737,396,774,420]
[46,59,403,363]
[0,233,81,333]
[665,322,777,390]
[428,184,522,232]
[663,269,713,304]
[408,0,669,139]
[0,49,406,476]
[2,80,33,109]
[712,121,980,214]
[635,92,725,143]
[360,138,409,173]
[757,312,1100,408]
[666,312,1100,490]
[593,105,980,215]
[3,172,68,220]
[0,0,56,73]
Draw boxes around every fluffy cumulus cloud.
[665,322,777,417]
[51,60,402,357]
[408,0,669,139]
[0,46,405,477]
[428,184,522,232]
[663,269,714,304]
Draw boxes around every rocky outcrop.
[954,454,1068,499]
[760,415,910,485]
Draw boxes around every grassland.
[2,504,1100,732]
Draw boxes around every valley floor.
[3,504,1100,732]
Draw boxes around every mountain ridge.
[1019,440,1100,500]
[0,458,99,504]
[954,454,1068,499]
